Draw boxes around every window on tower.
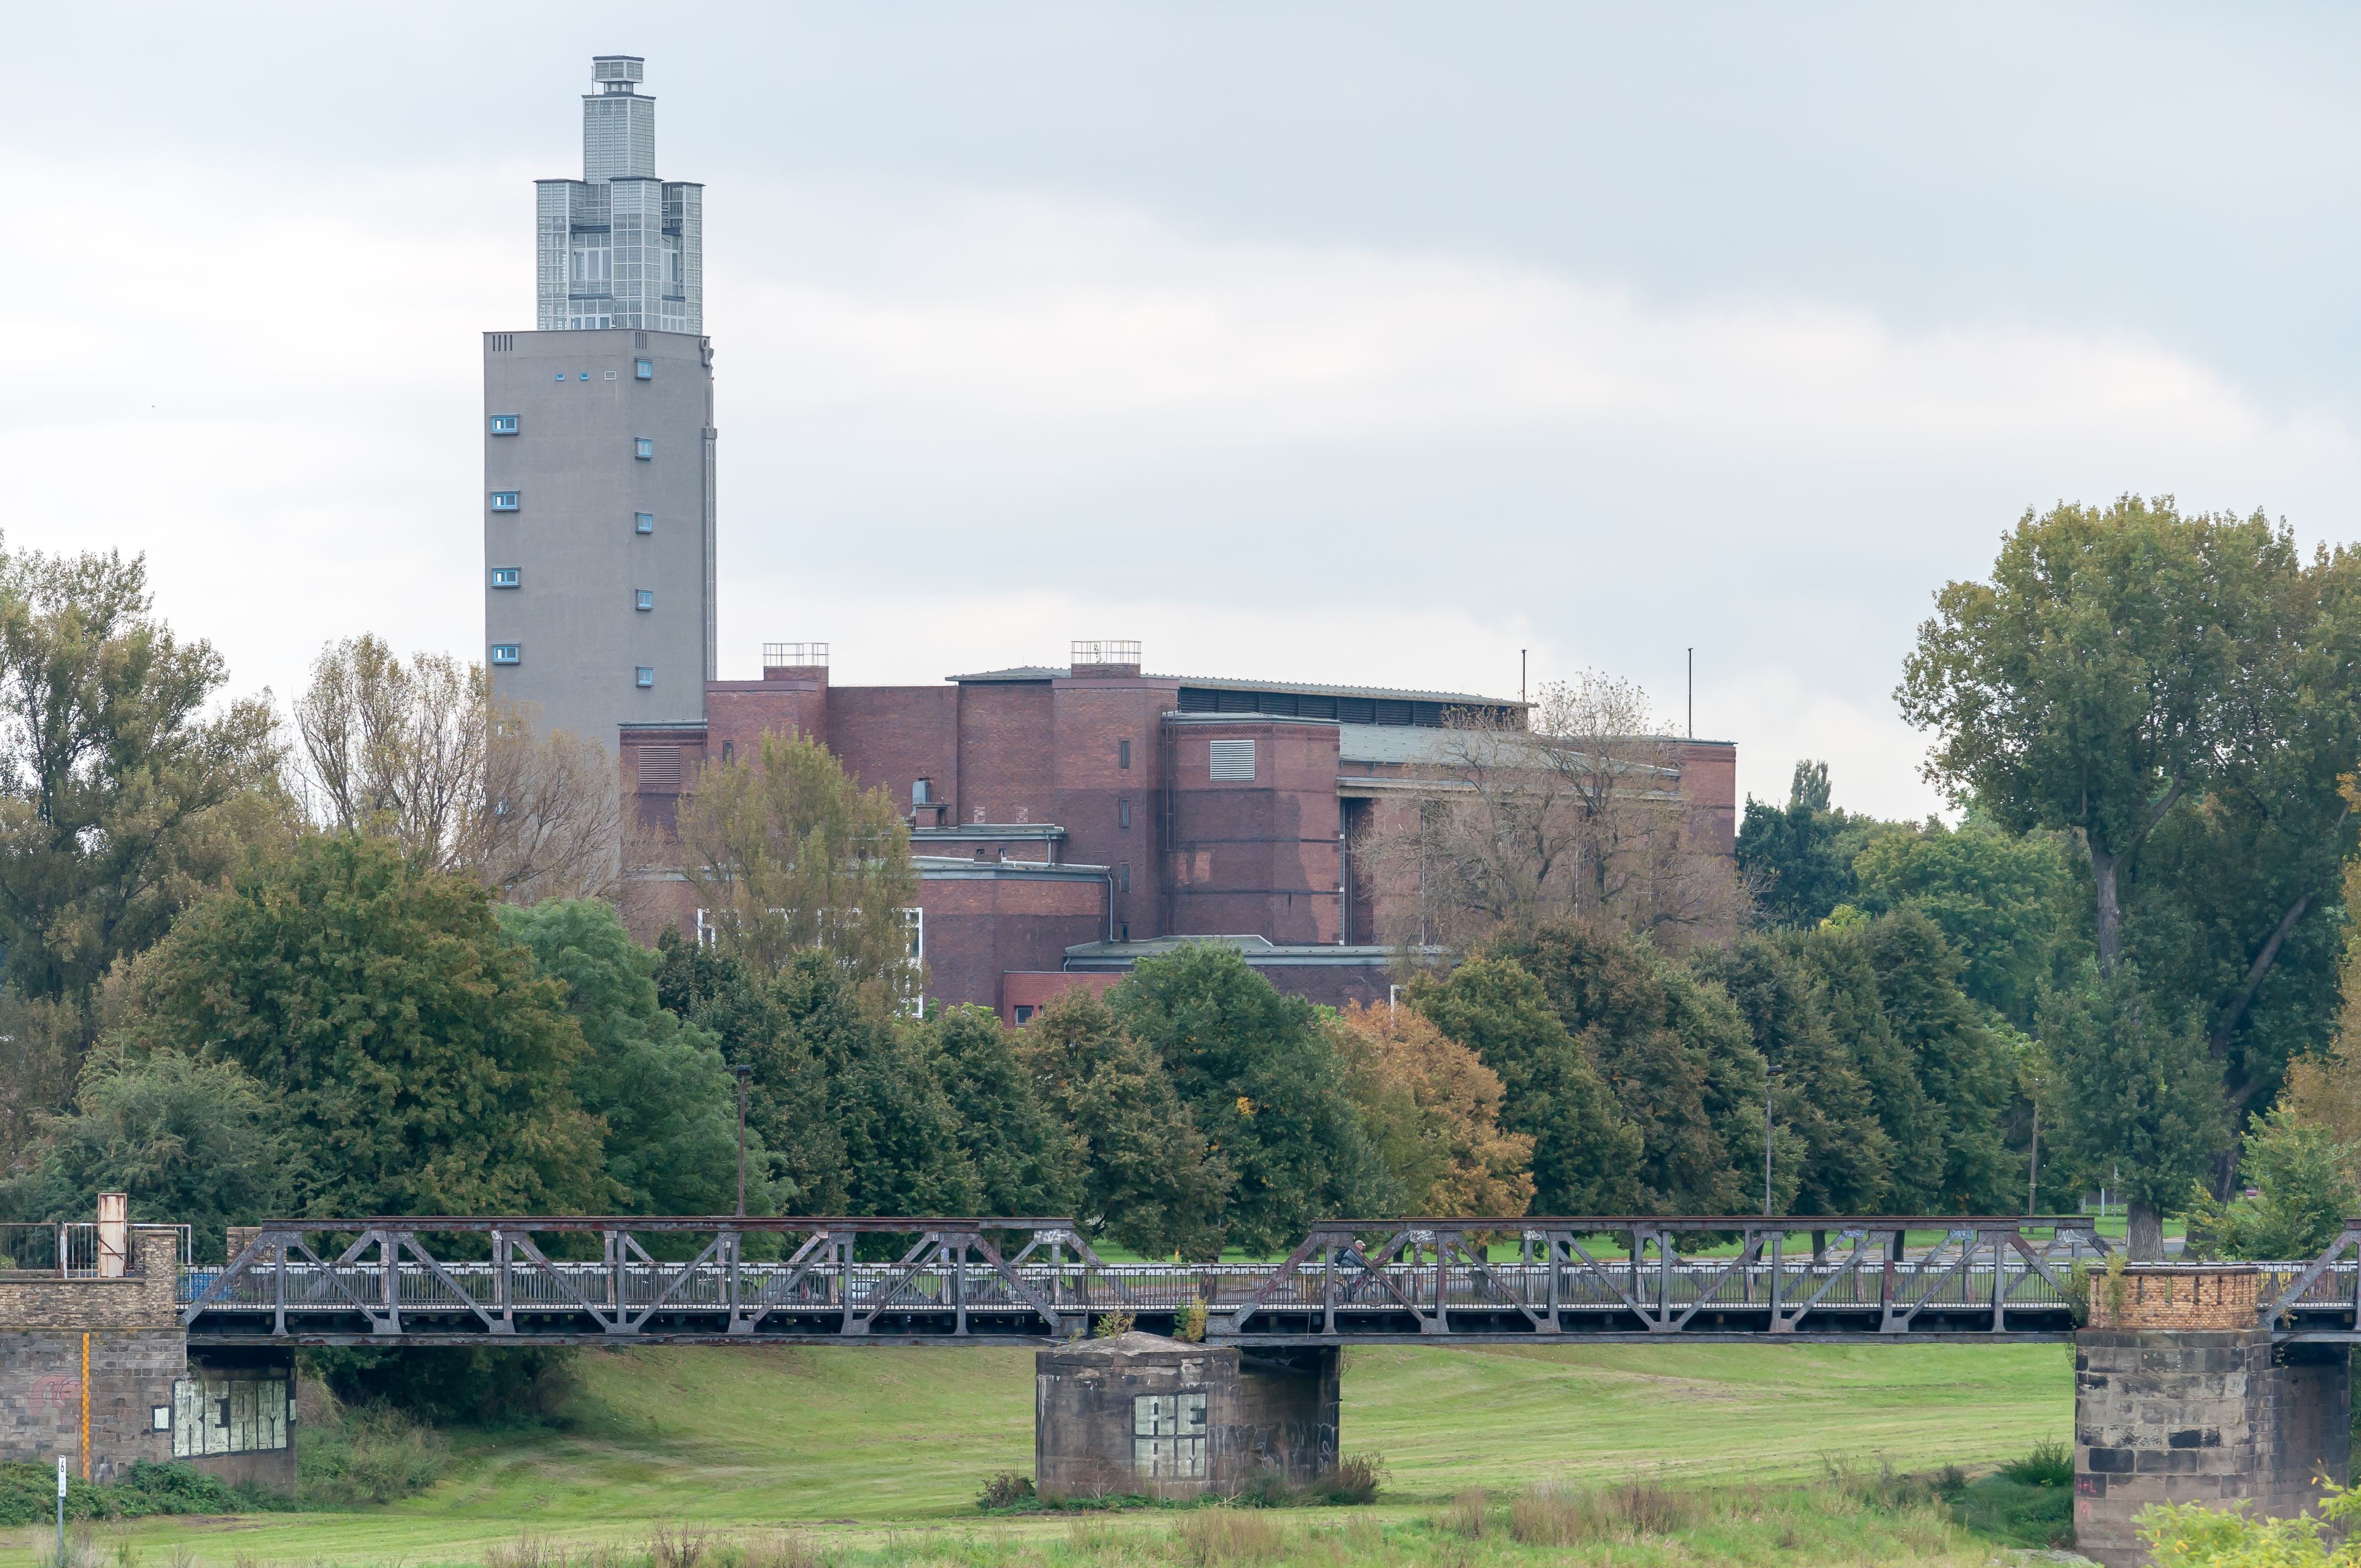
[489,414,519,435]
[635,589,654,611]
[571,237,611,285]
[491,568,520,588]
[635,667,655,688]
[635,513,654,534]
[634,438,654,460]
[489,492,519,511]
[491,645,521,665]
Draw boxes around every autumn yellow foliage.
[1327,1000,1536,1217]
[2277,778,2361,1173]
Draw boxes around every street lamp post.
[732,1064,753,1217]
[1763,1064,1785,1216]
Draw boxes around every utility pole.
[1763,1064,1784,1215]
[2027,1075,2041,1216]
[1687,647,1694,738]
[1520,649,1526,706]
[733,1064,753,1217]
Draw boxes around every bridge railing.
[175,1213,2150,1340]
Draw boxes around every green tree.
[2039,961,2227,1254]
[671,731,921,1009]
[498,899,773,1217]
[1406,956,1640,1213]
[927,1005,1080,1219]
[1019,987,1230,1257]
[1898,497,2360,1249]
[651,933,978,1227]
[1692,937,1894,1215]
[0,545,284,1001]
[1851,818,2079,1026]
[1801,908,2023,1213]
[1473,923,1761,1215]
[117,834,601,1216]
[1736,761,1861,928]
[8,1049,298,1259]
[1110,943,1402,1251]
[654,930,848,1216]
[2184,1106,2357,1262]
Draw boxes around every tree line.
[4,492,2361,1308]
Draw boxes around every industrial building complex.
[487,59,1738,1020]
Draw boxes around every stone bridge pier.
[1035,1332,1339,1500]
[1,1212,296,1491]
[2074,1264,2349,1568]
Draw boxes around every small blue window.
[491,645,521,665]
[489,414,519,435]
[635,589,654,611]
[634,438,654,460]
[635,513,654,535]
[489,492,519,511]
[491,568,520,588]
[579,372,590,382]
[553,372,565,382]
[635,360,653,380]
[635,667,655,688]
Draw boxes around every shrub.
[295,1394,448,1505]
[1092,1308,1136,1338]
[1320,1452,1385,1506]
[1999,1439,2073,1488]
[0,1459,287,1526]
[1177,1298,1209,1343]
[1448,1487,1489,1538]
[976,1471,1036,1510]
[1509,1483,1585,1545]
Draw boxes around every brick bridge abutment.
[2074,1264,2349,1567]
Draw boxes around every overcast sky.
[8,5,2356,818]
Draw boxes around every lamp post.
[732,1064,753,1217]
[1763,1064,1785,1216]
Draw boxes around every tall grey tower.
[537,56,704,333]
[485,56,716,749]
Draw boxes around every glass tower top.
[536,56,704,334]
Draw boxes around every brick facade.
[2086,1265,2260,1331]
[620,657,1736,1015]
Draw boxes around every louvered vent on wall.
[1208,739,1256,782]
[637,745,683,791]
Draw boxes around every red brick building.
[621,643,1737,1022]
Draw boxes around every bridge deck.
[171,1214,2361,1347]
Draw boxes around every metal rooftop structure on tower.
[535,56,703,333]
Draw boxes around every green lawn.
[6,1340,2072,1566]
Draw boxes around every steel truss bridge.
[175,1215,2361,1348]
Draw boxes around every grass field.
[1,1340,2075,1566]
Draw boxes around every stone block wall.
[2074,1329,2349,1568]
[0,1232,184,1482]
[1034,1333,1341,1500]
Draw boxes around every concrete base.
[2073,1330,2349,1567]
[1033,1333,1340,1500]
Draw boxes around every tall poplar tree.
[1898,498,2359,1253]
